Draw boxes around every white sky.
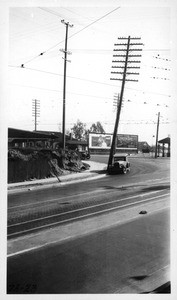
[6,0,174,144]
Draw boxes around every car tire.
[122,167,127,174]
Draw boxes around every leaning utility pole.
[107,36,143,171]
[32,99,40,131]
[111,93,120,155]
[61,20,73,151]
[155,112,160,158]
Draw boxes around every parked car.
[78,150,90,160]
[108,153,130,174]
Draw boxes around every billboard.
[89,134,112,149]
[89,133,138,150]
[117,134,138,149]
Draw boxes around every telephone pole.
[111,93,120,154]
[61,20,73,151]
[32,99,40,131]
[107,36,143,171]
[155,112,160,158]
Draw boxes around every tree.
[71,120,87,140]
[89,121,105,134]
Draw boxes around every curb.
[8,171,107,193]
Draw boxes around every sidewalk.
[8,161,107,192]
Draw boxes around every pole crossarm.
[127,60,141,63]
[113,55,142,57]
[117,37,141,40]
[113,48,142,51]
[125,79,138,82]
[111,72,140,75]
[128,48,143,51]
[61,19,73,27]
[60,49,72,55]
[110,78,139,82]
[112,66,140,69]
[112,60,141,63]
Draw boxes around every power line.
[9,64,121,88]
[150,76,169,80]
[21,6,121,66]
[63,6,121,40]
[153,55,171,61]
[40,7,93,22]
[62,7,93,21]
[9,82,171,105]
[10,18,60,42]
[8,65,171,98]
[9,83,114,101]
[38,7,64,18]
[150,66,170,71]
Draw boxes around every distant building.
[158,137,170,157]
[36,130,88,151]
[138,141,151,153]
[8,128,89,151]
[8,128,57,149]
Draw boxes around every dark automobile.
[78,150,90,160]
[108,153,130,174]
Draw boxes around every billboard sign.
[89,134,112,149]
[117,134,138,149]
[89,133,138,150]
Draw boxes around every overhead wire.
[8,65,171,98]
[10,18,61,41]
[8,65,121,88]
[62,7,93,21]
[9,83,114,101]
[39,7,64,18]
[21,6,121,66]
[9,82,171,113]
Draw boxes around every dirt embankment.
[8,148,90,183]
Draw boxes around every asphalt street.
[7,207,170,294]
[8,157,169,208]
[7,156,170,294]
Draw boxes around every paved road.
[7,206,170,294]
[7,156,170,293]
[7,157,170,237]
[8,157,170,211]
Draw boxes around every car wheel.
[122,167,127,174]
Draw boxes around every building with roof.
[8,128,58,149]
[158,137,170,157]
[8,128,89,151]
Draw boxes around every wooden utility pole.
[61,20,73,151]
[110,93,120,156]
[107,36,143,171]
[155,112,160,158]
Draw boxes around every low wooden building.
[158,137,170,157]
[8,128,58,149]
[8,128,89,151]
